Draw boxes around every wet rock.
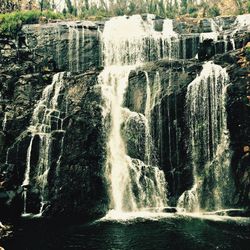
[203,209,250,217]
[44,72,109,218]
[0,132,5,154]
[121,109,146,162]
[125,60,199,204]
[125,70,147,114]
[198,39,215,61]
[162,207,178,213]
[21,21,101,73]
[199,19,216,32]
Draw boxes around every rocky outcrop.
[124,43,250,208]
[19,21,102,73]
[0,70,109,218]
[0,27,108,217]
[46,72,109,218]
[218,47,250,208]
[125,60,202,203]
[0,14,250,218]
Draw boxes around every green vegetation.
[79,6,110,20]
[0,0,248,35]
[77,0,179,20]
[188,5,199,18]
[71,0,242,20]
[0,10,64,38]
[207,5,220,17]
[245,46,250,61]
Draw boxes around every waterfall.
[144,72,152,165]
[22,136,34,188]
[68,24,84,72]
[102,15,178,66]
[100,66,138,211]
[177,61,234,212]
[21,72,67,215]
[22,135,34,215]
[100,14,173,213]
[2,112,7,131]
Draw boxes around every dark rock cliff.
[0,26,107,217]
[0,15,249,218]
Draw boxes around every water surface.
[2,213,250,250]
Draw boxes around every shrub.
[188,6,198,15]
[207,6,220,17]
[79,6,109,20]
[0,10,64,38]
[245,46,250,61]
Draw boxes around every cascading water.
[100,66,138,212]
[21,72,67,215]
[177,61,235,212]
[102,14,179,66]
[144,72,152,165]
[2,112,7,131]
[100,14,177,213]
[9,12,248,220]
[68,24,84,72]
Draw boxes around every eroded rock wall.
[0,15,250,218]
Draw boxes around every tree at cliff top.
[66,0,249,19]
[0,0,20,13]
[1,1,249,18]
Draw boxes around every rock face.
[0,14,250,218]
[20,21,102,73]
[125,60,201,203]
[223,48,250,208]
[0,28,108,217]
[0,69,109,218]
[45,72,109,218]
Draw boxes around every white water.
[102,15,178,66]
[100,66,138,211]
[2,112,8,131]
[23,188,28,215]
[100,14,174,213]
[99,209,250,224]
[144,71,152,165]
[22,136,35,187]
[200,18,219,43]
[177,61,234,212]
[177,184,199,213]
[68,24,84,72]
[21,72,66,215]
[234,14,250,28]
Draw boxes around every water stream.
[21,72,67,215]
[100,14,179,213]
[177,61,235,212]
